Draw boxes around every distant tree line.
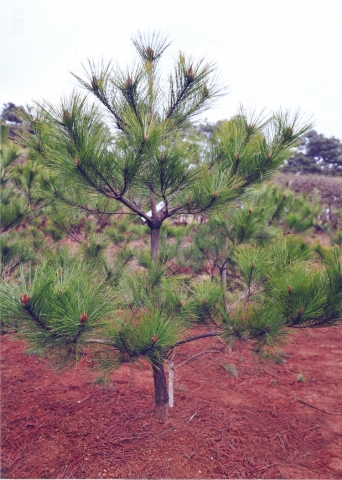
[283,129,342,176]
[1,102,26,124]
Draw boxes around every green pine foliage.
[283,191,321,233]
[269,265,327,325]
[0,258,118,368]
[0,140,47,277]
[0,142,28,232]
[17,33,311,266]
[0,233,36,279]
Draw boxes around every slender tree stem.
[152,361,169,422]
[221,261,229,313]
[150,226,161,266]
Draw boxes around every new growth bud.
[298,308,305,315]
[20,293,31,306]
[179,301,184,307]
[152,334,158,344]
[80,312,88,324]
[125,76,133,89]
[285,127,293,139]
[201,299,207,305]
[91,76,99,90]
[161,153,165,161]
[213,192,218,198]
[75,158,80,167]
[146,46,154,61]
[187,67,195,81]
[62,110,71,123]
[235,153,240,160]
[287,285,293,294]
[265,325,270,332]
[251,262,255,269]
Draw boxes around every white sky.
[1,0,341,138]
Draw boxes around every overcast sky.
[1,0,341,138]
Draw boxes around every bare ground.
[1,325,342,479]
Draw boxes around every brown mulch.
[1,326,342,479]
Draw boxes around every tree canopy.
[1,102,26,125]
[283,129,342,175]
[18,32,310,264]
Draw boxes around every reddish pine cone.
[80,312,88,324]
[20,293,31,306]
[152,334,158,344]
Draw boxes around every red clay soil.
[1,326,342,479]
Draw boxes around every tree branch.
[175,349,221,369]
[76,164,151,222]
[24,304,50,331]
[86,338,118,347]
[77,164,115,198]
[166,77,194,120]
[92,88,127,130]
[52,189,138,216]
[174,331,223,347]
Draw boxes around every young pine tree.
[3,32,318,422]
[0,139,44,278]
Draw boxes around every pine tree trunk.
[150,226,161,266]
[152,361,169,422]
[221,262,229,313]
